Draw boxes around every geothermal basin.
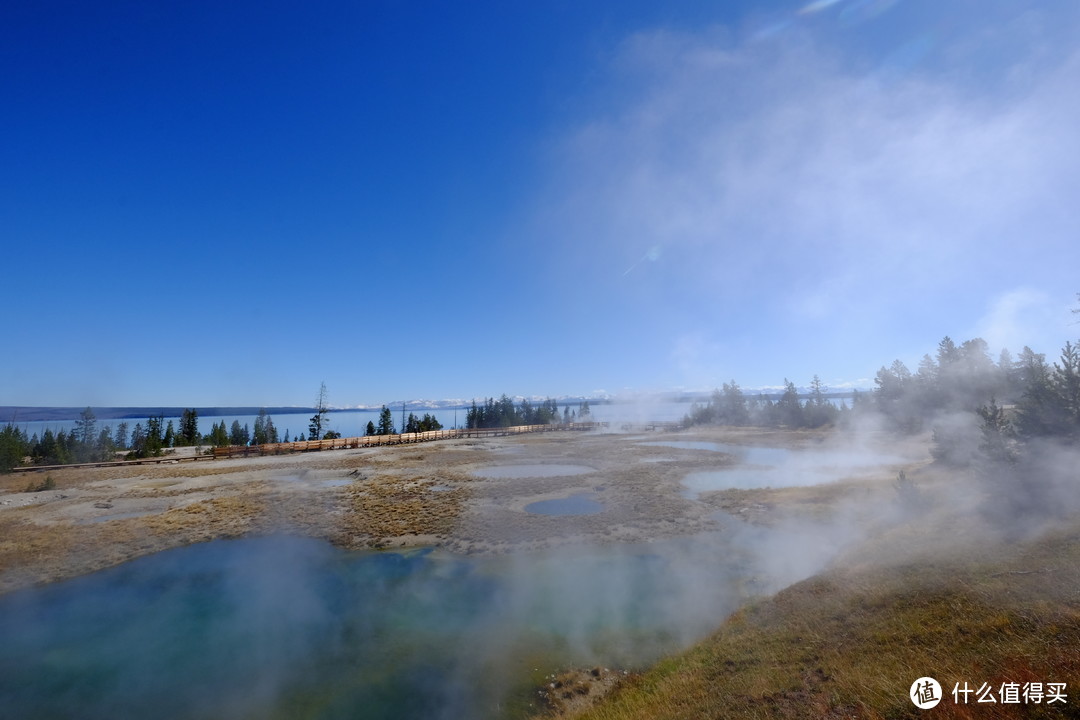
[0,426,927,718]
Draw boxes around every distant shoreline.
[1,393,859,423]
[1,406,320,423]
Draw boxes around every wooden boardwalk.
[211,422,603,458]
[11,422,605,472]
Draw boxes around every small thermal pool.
[681,447,908,498]
[639,441,790,465]
[472,464,594,479]
[524,493,603,516]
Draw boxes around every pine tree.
[114,422,129,450]
[377,406,395,435]
[229,420,247,446]
[309,382,329,441]
[179,409,199,446]
[0,424,28,472]
[253,408,269,445]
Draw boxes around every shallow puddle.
[640,441,790,465]
[471,464,594,479]
[524,493,604,516]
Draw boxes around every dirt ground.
[0,426,929,595]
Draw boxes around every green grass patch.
[553,521,1080,720]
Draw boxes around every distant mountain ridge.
[3,387,864,423]
[0,407,316,423]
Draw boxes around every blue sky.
[4,0,1079,408]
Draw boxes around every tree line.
[0,406,308,470]
[679,334,1080,438]
[682,376,840,430]
[464,396,591,429]
[361,406,445,437]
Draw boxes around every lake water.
[0,533,788,720]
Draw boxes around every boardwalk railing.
[11,422,605,472]
[210,422,604,459]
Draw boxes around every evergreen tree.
[208,421,230,448]
[129,424,145,455]
[114,422,129,450]
[74,407,97,450]
[309,382,329,441]
[776,379,804,428]
[253,408,269,445]
[229,420,248,446]
[179,409,199,446]
[976,397,1016,466]
[803,375,837,428]
[1015,345,1069,439]
[377,406,395,435]
[365,420,376,436]
[146,416,164,456]
[96,428,115,460]
[718,380,750,425]
[0,424,28,472]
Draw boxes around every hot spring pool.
[681,447,908,498]
[0,534,775,720]
[524,493,604,516]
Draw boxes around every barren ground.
[0,427,926,596]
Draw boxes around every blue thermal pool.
[524,493,604,516]
[0,534,768,720]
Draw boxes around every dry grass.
[546,517,1080,720]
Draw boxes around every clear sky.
[4,0,1079,408]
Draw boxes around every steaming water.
[472,464,594,479]
[0,534,778,720]
[681,446,908,498]
[640,441,791,465]
[524,493,604,516]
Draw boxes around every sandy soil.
[0,426,928,595]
